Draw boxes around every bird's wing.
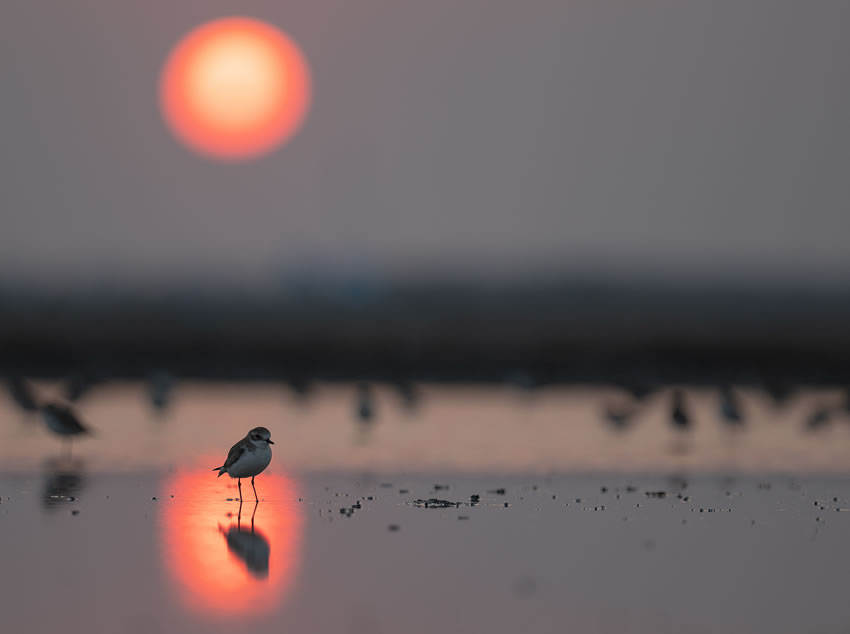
[222,441,246,470]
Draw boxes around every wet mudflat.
[1,469,849,634]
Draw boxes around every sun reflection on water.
[160,464,302,619]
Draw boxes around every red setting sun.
[160,466,303,619]
[159,17,311,161]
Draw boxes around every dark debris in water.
[411,498,461,509]
[338,500,364,517]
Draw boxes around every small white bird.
[213,427,274,501]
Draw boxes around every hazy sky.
[2,1,849,288]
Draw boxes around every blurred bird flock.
[6,372,850,474]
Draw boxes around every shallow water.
[2,468,849,634]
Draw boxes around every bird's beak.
[267,439,274,444]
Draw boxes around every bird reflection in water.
[42,457,86,510]
[160,467,302,619]
[219,501,270,579]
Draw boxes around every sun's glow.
[160,17,311,160]
[159,465,303,618]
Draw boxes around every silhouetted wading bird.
[805,406,832,432]
[671,389,691,432]
[394,380,419,412]
[356,382,374,421]
[213,427,274,502]
[288,378,312,402]
[603,404,638,431]
[40,402,92,455]
[353,383,377,444]
[718,386,744,427]
[148,371,174,415]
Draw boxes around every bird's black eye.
[251,434,259,440]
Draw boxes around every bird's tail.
[212,466,224,477]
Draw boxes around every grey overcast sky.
[1,0,849,289]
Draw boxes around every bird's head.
[248,427,274,447]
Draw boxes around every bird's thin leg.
[251,476,258,502]
[251,501,258,533]
[237,499,243,531]
[237,478,242,501]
